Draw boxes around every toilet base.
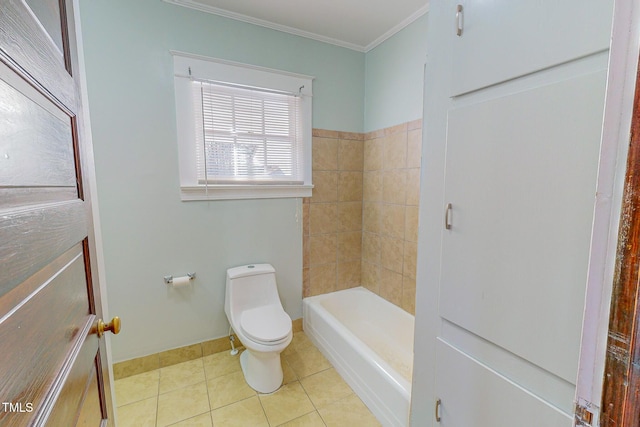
[240,348,283,393]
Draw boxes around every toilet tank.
[225,264,282,319]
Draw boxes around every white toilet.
[224,263,293,393]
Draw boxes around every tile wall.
[303,120,422,314]
[303,130,364,297]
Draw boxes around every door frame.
[66,0,117,423]
[597,0,640,424]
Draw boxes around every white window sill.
[180,184,313,201]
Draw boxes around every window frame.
[172,51,314,201]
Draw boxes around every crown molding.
[364,3,430,52]
[164,0,366,52]
[164,0,430,53]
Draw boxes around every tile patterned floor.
[114,332,382,427]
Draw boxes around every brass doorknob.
[97,316,121,338]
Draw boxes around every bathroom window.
[173,52,314,200]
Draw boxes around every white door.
[412,1,613,425]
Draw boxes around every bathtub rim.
[303,286,414,427]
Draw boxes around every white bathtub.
[303,287,414,427]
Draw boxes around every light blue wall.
[364,14,429,132]
[79,0,365,361]
[80,0,428,362]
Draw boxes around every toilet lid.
[241,305,291,344]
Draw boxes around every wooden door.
[0,0,116,425]
[413,0,613,425]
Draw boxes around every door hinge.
[575,399,599,427]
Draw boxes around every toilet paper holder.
[163,273,196,284]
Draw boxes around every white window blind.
[173,52,313,200]
[194,81,304,185]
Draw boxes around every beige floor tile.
[283,344,332,379]
[116,396,157,427]
[259,381,315,426]
[157,381,210,426]
[207,370,256,409]
[318,394,381,427]
[115,370,159,407]
[278,411,326,427]
[300,368,353,408]
[283,332,313,357]
[210,396,269,427]
[160,359,205,394]
[203,351,242,379]
[167,412,213,427]
[282,358,298,385]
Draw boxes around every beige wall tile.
[407,129,422,168]
[303,234,310,268]
[380,236,404,274]
[405,205,419,243]
[312,137,338,171]
[384,122,408,136]
[380,268,403,307]
[408,118,423,131]
[309,234,337,266]
[406,168,421,206]
[202,337,233,357]
[309,203,337,235]
[363,171,383,202]
[309,264,337,296]
[382,170,407,205]
[337,261,361,289]
[312,129,340,139]
[362,232,381,264]
[302,203,310,236]
[362,201,382,234]
[338,231,362,260]
[311,171,338,203]
[403,240,418,280]
[113,354,159,380]
[402,276,417,315]
[382,132,407,170]
[337,201,362,232]
[338,140,364,171]
[303,266,310,297]
[337,171,363,202]
[360,261,380,294]
[381,204,406,239]
[337,131,365,141]
[159,343,203,368]
[364,139,383,171]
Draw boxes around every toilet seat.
[240,305,291,345]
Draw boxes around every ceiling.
[164,0,430,52]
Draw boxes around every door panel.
[0,1,75,107]
[47,340,104,426]
[450,0,613,96]
[0,0,114,425]
[0,245,90,424]
[0,75,77,189]
[435,340,572,427]
[441,70,607,382]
